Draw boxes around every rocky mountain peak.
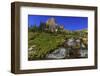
[46,17,56,26]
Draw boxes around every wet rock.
[67,38,76,47]
[80,49,88,57]
[46,48,66,59]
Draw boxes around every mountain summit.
[46,17,64,32]
[46,17,56,26]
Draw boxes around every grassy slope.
[28,30,87,60]
[28,32,66,60]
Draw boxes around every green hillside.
[28,30,87,60]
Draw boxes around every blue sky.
[28,15,88,31]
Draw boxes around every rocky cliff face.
[46,17,56,32]
[46,17,64,32]
[46,17,56,26]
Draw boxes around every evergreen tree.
[39,22,46,32]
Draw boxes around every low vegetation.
[28,25,87,60]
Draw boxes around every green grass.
[28,32,66,60]
[28,30,87,60]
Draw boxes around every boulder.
[80,49,88,57]
[46,48,66,59]
[28,45,36,51]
